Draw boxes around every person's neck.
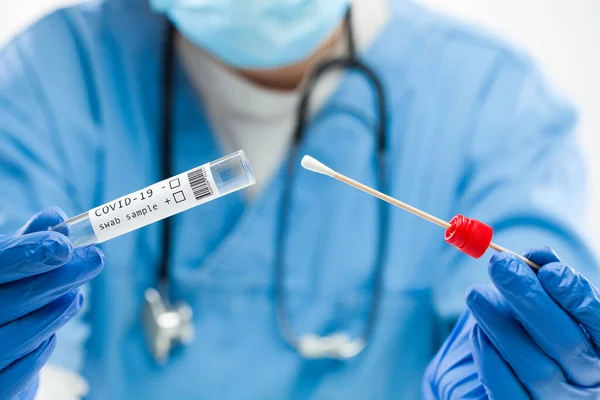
[210,24,344,92]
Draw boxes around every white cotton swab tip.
[301,156,335,177]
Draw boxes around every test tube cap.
[445,215,493,259]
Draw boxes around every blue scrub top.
[0,0,598,398]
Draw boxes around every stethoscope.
[142,8,390,364]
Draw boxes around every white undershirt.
[38,0,390,398]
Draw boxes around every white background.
[0,0,599,246]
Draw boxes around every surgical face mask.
[149,0,351,69]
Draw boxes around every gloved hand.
[423,246,600,399]
[0,208,104,399]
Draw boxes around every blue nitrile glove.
[422,310,486,399]
[0,208,104,399]
[423,246,600,399]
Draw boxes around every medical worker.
[0,0,599,398]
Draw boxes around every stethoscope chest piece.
[142,287,194,364]
[298,333,365,360]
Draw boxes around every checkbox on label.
[173,191,186,203]
[169,178,181,189]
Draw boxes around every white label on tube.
[89,163,219,243]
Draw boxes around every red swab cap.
[445,215,493,259]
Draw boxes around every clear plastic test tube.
[55,150,255,248]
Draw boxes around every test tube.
[55,150,255,248]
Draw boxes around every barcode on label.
[188,167,214,201]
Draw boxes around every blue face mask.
[150,0,351,69]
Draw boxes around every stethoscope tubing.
[158,8,390,359]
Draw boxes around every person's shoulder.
[0,0,159,65]
[383,0,539,91]
[2,1,107,50]
[391,1,533,69]
[0,0,165,115]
